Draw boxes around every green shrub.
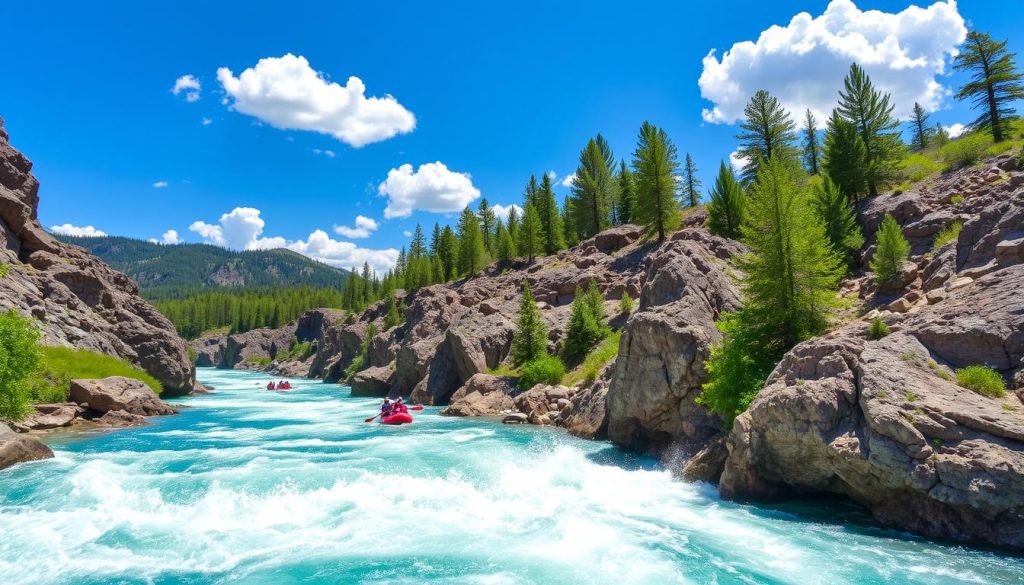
[955,365,1006,398]
[932,221,962,251]
[561,280,609,366]
[0,311,41,421]
[343,355,364,380]
[902,152,943,183]
[868,317,889,339]
[518,354,566,390]
[32,346,162,395]
[940,133,989,170]
[0,262,10,279]
[986,141,1014,156]
[281,339,313,361]
[949,194,965,204]
[187,346,198,363]
[563,330,621,387]
[697,312,775,426]
[870,214,911,285]
[619,292,634,314]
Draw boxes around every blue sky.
[3,0,1022,272]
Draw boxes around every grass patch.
[0,262,9,279]
[518,355,566,390]
[243,356,272,367]
[30,346,162,400]
[868,317,889,340]
[940,133,991,170]
[949,194,965,205]
[955,365,1006,398]
[902,152,943,183]
[906,391,919,403]
[562,330,621,387]
[281,339,314,361]
[932,221,962,251]
[488,362,520,377]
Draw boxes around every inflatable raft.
[380,412,413,425]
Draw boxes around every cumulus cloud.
[378,161,481,219]
[160,229,182,245]
[188,207,397,272]
[202,117,212,126]
[153,181,168,188]
[286,230,399,274]
[944,123,966,138]
[333,215,378,239]
[698,0,967,124]
[50,224,108,237]
[492,203,523,222]
[312,148,337,158]
[729,150,750,174]
[217,54,416,148]
[403,230,413,237]
[559,173,576,188]
[172,74,201,102]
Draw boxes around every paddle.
[364,404,424,423]
[364,413,381,423]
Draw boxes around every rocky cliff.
[721,153,1024,548]
[0,117,195,395]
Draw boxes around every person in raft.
[380,399,394,418]
[392,397,408,414]
[266,381,275,390]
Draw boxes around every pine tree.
[439,226,458,281]
[631,121,682,242]
[561,195,579,247]
[456,207,488,277]
[823,109,868,202]
[477,198,497,253]
[570,135,616,238]
[910,102,930,150]
[518,202,543,262]
[561,280,609,366]
[495,221,515,261]
[837,63,905,198]
[682,153,701,207]
[812,177,864,268]
[736,89,797,183]
[506,205,520,248]
[953,31,1024,143]
[384,292,402,329]
[707,161,746,239]
[538,173,566,254]
[523,175,540,209]
[617,161,635,224]
[510,281,547,366]
[802,109,821,175]
[869,214,911,285]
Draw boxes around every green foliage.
[955,365,1007,398]
[438,226,459,282]
[156,286,344,339]
[932,221,963,251]
[953,31,1024,143]
[517,203,543,261]
[707,161,746,239]
[616,161,636,224]
[383,292,404,330]
[244,356,272,366]
[940,132,990,170]
[735,89,797,184]
[632,121,682,242]
[618,292,634,315]
[868,317,889,340]
[495,222,515,261]
[342,355,364,381]
[823,110,868,201]
[477,199,498,253]
[802,109,821,175]
[537,173,566,254]
[187,347,198,363]
[0,311,41,421]
[0,262,9,279]
[697,312,776,425]
[902,152,943,183]
[561,280,610,366]
[812,177,864,268]
[570,134,616,239]
[518,354,566,390]
[457,207,489,277]
[836,63,906,198]
[563,330,621,387]
[510,281,547,366]
[682,153,702,207]
[30,346,162,405]
[870,214,911,285]
[950,194,965,204]
[910,102,930,150]
[281,339,314,361]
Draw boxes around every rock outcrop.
[0,118,195,394]
[68,376,178,416]
[442,373,519,416]
[0,423,53,470]
[721,155,1024,549]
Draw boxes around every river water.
[0,368,1021,584]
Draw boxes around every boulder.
[69,377,177,416]
[17,403,82,430]
[0,423,53,470]
[442,373,519,416]
[349,366,395,397]
[98,409,147,427]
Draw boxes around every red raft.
[380,412,413,425]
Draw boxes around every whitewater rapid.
[0,369,1021,584]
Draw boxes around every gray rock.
[442,373,519,416]
[69,376,177,416]
[0,423,53,471]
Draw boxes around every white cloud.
[378,161,481,219]
[202,117,212,126]
[403,230,413,237]
[188,207,397,272]
[172,74,201,102]
[287,230,399,274]
[160,229,182,245]
[546,170,557,180]
[312,148,337,158]
[698,0,967,124]
[492,203,523,222]
[217,54,416,148]
[153,180,168,188]
[333,215,378,239]
[729,150,750,174]
[559,173,576,188]
[148,238,158,244]
[944,123,966,138]
[50,224,108,237]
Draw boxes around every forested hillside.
[57,235,345,295]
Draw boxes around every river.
[0,368,1021,584]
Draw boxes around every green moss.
[31,346,162,398]
[955,365,1006,398]
[906,391,919,403]
[0,262,10,279]
[932,221,962,251]
[949,194,965,205]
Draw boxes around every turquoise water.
[1,369,1022,584]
